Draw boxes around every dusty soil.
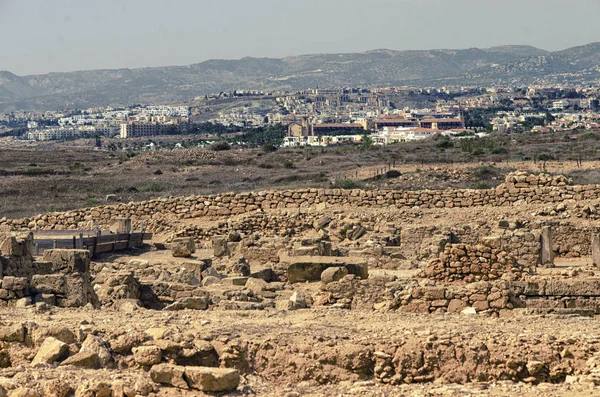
[1,305,600,396]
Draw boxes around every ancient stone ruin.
[0,171,600,394]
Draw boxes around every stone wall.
[0,172,597,233]
[552,223,592,258]
[503,171,572,189]
[0,232,96,308]
[319,276,600,316]
[424,243,522,283]
[494,230,541,267]
[423,229,542,283]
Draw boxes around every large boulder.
[80,334,113,368]
[57,274,94,308]
[227,257,250,276]
[0,232,34,278]
[43,379,71,397]
[245,278,268,293]
[212,236,229,258]
[0,323,25,342]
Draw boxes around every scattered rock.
[60,351,101,369]
[185,366,240,392]
[150,363,188,389]
[31,337,69,366]
[461,307,477,315]
[321,266,348,284]
[132,345,162,366]
[171,238,196,258]
[164,296,209,311]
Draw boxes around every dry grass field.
[1,129,600,219]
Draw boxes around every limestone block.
[212,236,228,258]
[592,230,600,267]
[150,363,189,389]
[42,249,90,274]
[132,345,162,366]
[30,275,65,295]
[283,255,368,283]
[164,296,209,311]
[540,226,554,267]
[1,276,28,292]
[31,337,69,365]
[170,238,196,258]
[184,366,240,392]
[109,218,131,234]
[60,351,101,369]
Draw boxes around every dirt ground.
[1,304,599,396]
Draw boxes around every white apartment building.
[27,128,79,141]
[120,123,161,138]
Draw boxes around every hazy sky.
[1,0,599,75]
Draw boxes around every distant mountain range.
[1,43,600,112]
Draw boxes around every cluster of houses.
[282,114,470,147]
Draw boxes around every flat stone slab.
[280,255,368,283]
[509,279,600,297]
[544,279,600,297]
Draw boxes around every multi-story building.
[27,128,78,141]
[418,118,465,130]
[120,123,161,138]
[310,123,365,136]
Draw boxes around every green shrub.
[209,141,231,151]
[334,179,363,189]
[536,152,554,162]
[85,198,100,206]
[435,137,454,149]
[262,144,277,153]
[472,166,495,180]
[313,172,329,182]
[491,147,508,154]
[385,170,402,179]
[283,160,295,169]
[154,169,163,175]
[138,182,166,192]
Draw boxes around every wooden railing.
[33,230,152,257]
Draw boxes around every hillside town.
[0,85,599,147]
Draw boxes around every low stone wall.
[503,171,572,189]
[0,172,597,233]
[494,230,541,267]
[319,276,600,315]
[394,281,521,314]
[552,224,592,258]
[423,243,522,283]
